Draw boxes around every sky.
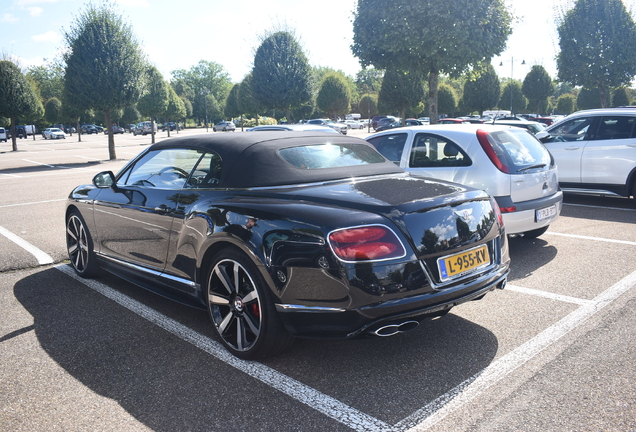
[0,0,607,84]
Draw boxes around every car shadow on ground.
[0,160,113,175]
[507,236,558,280]
[14,267,499,428]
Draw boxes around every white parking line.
[545,231,636,246]
[398,269,636,432]
[55,264,392,432]
[22,159,55,167]
[0,198,66,209]
[0,225,53,264]
[506,284,594,306]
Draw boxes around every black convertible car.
[66,132,510,359]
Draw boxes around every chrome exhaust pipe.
[371,320,419,337]
[498,278,507,289]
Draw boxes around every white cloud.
[32,31,61,43]
[17,0,58,5]
[28,7,44,16]
[0,13,18,23]
[115,0,149,7]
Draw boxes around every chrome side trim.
[561,187,621,197]
[96,252,200,290]
[275,304,346,313]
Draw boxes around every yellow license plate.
[437,245,490,281]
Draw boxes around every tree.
[0,60,41,151]
[316,74,351,119]
[352,0,511,123]
[171,61,232,124]
[378,68,424,123]
[238,73,264,125]
[499,81,527,114]
[63,2,146,159]
[577,88,603,110]
[252,31,313,122]
[355,68,384,95]
[557,0,636,108]
[26,60,64,103]
[556,93,576,114]
[462,64,501,115]
[224,83,242,121]
[121,105,140,126]
[45,97,62,125]
[137,65,168,143]
[438,84,457,117]
[164,86,186,137]
[522,65,554,114]
[612,87,631,107]
[358,94,378,120]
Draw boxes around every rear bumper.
[496,191,563,235]
[275,262,509,339]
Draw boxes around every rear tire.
[522,226,549,239]
[66,210,99,277]
[206,248,293,360]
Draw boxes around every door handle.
[154,204,172,214]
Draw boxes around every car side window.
[187,152,223,188]
[366,133,407,164]
[409,133,471,168]
[593,116,636,140]
[547,117,595,142]
[119,149,204,189]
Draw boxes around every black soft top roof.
[149,131,404,188]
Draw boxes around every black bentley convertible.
[66,132,510,359]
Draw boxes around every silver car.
[366,124,563,238]
[536,108,636,199]
[306,119,348,134]
[42,127,66,139]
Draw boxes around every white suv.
[536,108,636,198]
[366,124,563,238]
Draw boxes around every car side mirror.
[93,171,116,188]
[535,131,550,142]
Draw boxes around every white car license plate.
[536,204,557,222]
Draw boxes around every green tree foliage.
[121,105,140,125]
[611,87,631,107]
[462,64,501,115]
[63,2,146,159]
[355,68,384,95]
[437,83,457,117]
[26,60,64,103]
[238,73,264,125]
[316,74,351,119]
[557,0,636,107]
[522,65,555,114]
[378,68,424,122]
[577,87,603,110]
[137,66,168,143]
[171,60,232,124]
[164,86,186,136]
[224,83,242,120]
[556,93,576,114]
[0,60,41,151]
[499,81,527,113]
[358,94,378,119]
[252,31,313,122]
[352,0,511,123]
[45,97,62,124]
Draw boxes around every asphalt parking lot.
[1,129,635,431]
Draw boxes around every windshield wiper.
[517,164,547,172]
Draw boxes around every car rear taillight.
[476,129,510,173]
[490,197,505,228]
[328,225,405,262]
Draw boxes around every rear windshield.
[487,128,552,172]
[278,143,386,169]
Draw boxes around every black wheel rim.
[208,259,262,352]
[66,215,89,273]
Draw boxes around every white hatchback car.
[536,108,636,199]
[42,127,66,139]
[366,124,563,237]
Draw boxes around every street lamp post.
[499,57,525,115]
